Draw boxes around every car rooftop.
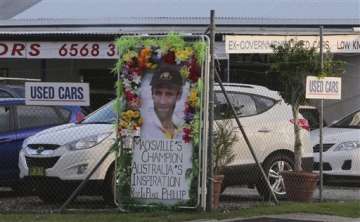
[214,83,281,99]
[0,98,25,104]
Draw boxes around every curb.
[187,213,360,222]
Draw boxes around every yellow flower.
[132,111,140,119]
[119,120,128,129]
[122,50,137,63]
[188,89,198,107]
[175,48,193,61]
[122,113,131,122]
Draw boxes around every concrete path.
[189,213,360,222]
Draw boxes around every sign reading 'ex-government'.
[25,82,90,106]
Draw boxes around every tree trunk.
[292,105,303,171]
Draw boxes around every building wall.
[322,55,360,122]
[0,58,42,80]
[0,58,116,82]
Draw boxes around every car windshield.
[81,100,116,124]
[12,87,25,97]
[331,109,360,129]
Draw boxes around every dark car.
[0,98,85,191]
[299,105,327,131]
[0,84,25,98]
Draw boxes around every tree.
[270,39,345,171]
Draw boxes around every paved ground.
[190,213,360,222]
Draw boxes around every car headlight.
[67,132,112,151]
[22,136,32,148]
[333,141,360,151]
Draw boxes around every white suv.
[19,101,117,203]
[214,83,313,199]
[19,83,312,203]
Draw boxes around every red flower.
[163,51,176,64]
[125,90,136,102]
[183,127,191,134]
[188,56,200,82]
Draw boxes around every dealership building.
[0,0,359,121]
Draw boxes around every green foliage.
[193,41,207,64]
[143,39,159,48]
[269,39,345,171]
[270,39,345,107]
[115,37,140,55]
[116,147,134,205]
[213,118,237,175]
[159,32,186,53]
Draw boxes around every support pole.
[319,25,324,202]
[206,9,215,211]
[41,59,47,81]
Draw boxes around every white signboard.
[225,35,360,54]
[306,76,342,100]
[25,82,90,106]
[131,138,192,202]
[0,42,118,59]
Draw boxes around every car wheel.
[103,164,115,206]
[256,154,294,200]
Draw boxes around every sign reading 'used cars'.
[25,82,90,106]
[305,76,342,100]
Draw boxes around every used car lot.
[311,108,360,185]
[19,83,313,203]
[214,83,313,199]
[0,98,84,192]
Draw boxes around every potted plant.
[269,39,345,201]
[212,112,238,208]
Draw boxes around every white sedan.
[311,108,360,185]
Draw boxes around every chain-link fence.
[0,83,359,213]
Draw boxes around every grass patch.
[0,201,359,222]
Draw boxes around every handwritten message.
[131,138,192,203]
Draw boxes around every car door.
[0,105,17,181]
[215,91,276,166]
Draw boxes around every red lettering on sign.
[12,43,25,56]
[91,44,99,56]
[69,43,78,56]
[80,44,89,56]
[29,44,40,56]
[0,43,8,56]
[107,43,116,56]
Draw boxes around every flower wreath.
[114,34,206,145]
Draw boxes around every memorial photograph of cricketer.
[131,63,193,203]
[140,64,189,140]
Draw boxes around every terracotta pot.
[281,171,319,202]
[212,175,224,209]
